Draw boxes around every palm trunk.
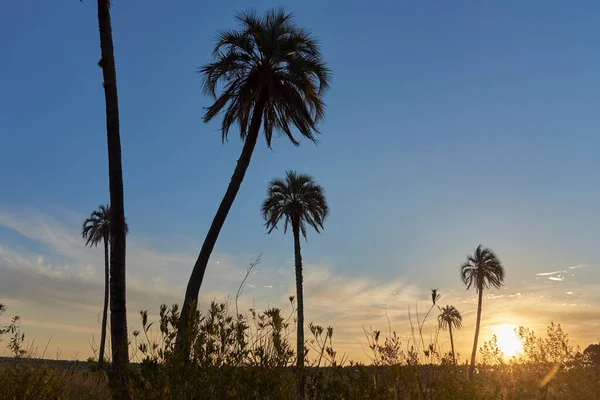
[96,0,129,397]
[292,220,305,400]
[98,234,109,369]
[175,91,269,354]
[469,289,484,379]
[449,323,456,365]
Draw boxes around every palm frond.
[261,170,328,240]
[199,8,330,147]
[82,204,110,247]
[82,204,129,247]
[438,305,463,330]
[460,245,505,293]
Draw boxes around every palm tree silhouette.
[82,205,110,369]
[93,0,129,391]
[460,245,505,379]
[438,305,462,365]
[176,8,330,352]
[82,205,128,370]
[261,170,328,398]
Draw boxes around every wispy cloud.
[1,208,599,362]
[536,271,566,276]
[568,265,590,270]
[0,208,269,358]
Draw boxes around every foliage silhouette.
[583,343,600,366]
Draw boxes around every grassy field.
[1,358,599,399]
[1,301,599,399]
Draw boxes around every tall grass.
[0,303,110,399]
[1,300,599,399]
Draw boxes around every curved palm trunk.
[175,92,269,354]
[449,323,456,365]
[292,220,306,399]
[96,0,129,397]
[98,235,110,369]
[469,289,484,379]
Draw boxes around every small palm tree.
[82,205,110,369]
[438,305,462,365]
[261,170,328,398]
[177,8,330,352]
[82,205,128,370]
[460,245,505,379]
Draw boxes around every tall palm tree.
[261,170,328,398]
[82,205,110,369]
[176,8,330,352]
[460,245,505,379]
[438,305,462,365]
[95,0,129,394]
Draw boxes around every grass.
[1,301,599,399]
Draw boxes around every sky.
[1,1,599,362]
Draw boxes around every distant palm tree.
[261,170,328,398]
[438,305,462,365]
[82,205,110,369]
[82,205,128,370]
[176,8,330,353]
[94,0,129,393]
[460,245,505,379]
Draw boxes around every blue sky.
[1,1,600,360]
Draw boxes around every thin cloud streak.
[1,208,599,362]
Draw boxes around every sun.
[492,324,523,358]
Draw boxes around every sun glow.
[492,324,523,357]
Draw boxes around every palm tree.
[82,205,110,369]
[176,8,330,352]
[460,245,505,379]
[438,305,462,365]
[94,0,129,395]
[261,170,328,398]
[82,205,129,370]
